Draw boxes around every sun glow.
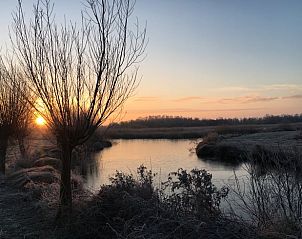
[35,116,46,126]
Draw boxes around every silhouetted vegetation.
[103,123,302,140]
[103,114,302,139]
[12,0,146,217]
[110,114,302,128]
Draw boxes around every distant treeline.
[110,114,302,128]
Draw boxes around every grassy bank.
[196,130,302,166]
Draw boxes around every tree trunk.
[0,137,8,174]
[57,142,73,218]
[18,137,27,160]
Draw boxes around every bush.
[61,166,256,239]
[109,165,155,200]
[162,168,229,218]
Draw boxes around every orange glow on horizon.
[118,93,302,122]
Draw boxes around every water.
[83,139,248,190]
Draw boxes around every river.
[82,139,248,190]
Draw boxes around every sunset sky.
[0,0,301,120]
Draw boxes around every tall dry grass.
[229,147,302,238]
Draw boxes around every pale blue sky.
[0,0,301,119]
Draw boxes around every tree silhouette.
[0,59,32,174]
[12,0,146,216]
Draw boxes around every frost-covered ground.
[0,175,57,239]
[221,130,302,151]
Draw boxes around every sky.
[0,0,301,120]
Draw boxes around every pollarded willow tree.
[0,59,32,174]
[12,0,146,215]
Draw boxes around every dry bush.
[162,168,229,219]
[62,166,257,239]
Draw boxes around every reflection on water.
[83,139,248,190]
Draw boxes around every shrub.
[162,168,229,218]
[63,166,245,239]
[109,165,156,200]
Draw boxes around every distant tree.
[0,59,32,174]
[110,114,302,128]
[12,0,146,216]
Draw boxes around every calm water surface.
[83,139,248,190]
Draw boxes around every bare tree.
[0,59,32,174]
[12,0,146,216]
[15,94,33,160]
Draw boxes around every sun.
[35,116,46,126]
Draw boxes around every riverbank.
[196,130,302,165]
